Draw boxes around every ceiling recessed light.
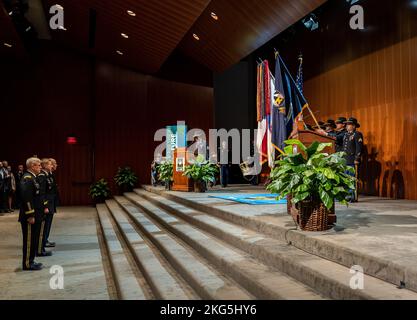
[193,33,200,41]
[116,50,123,55]
[3,42,13,48]
[127,10,136,16]
[121,33,129,39]
[210,12,219,20]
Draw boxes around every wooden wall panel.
[94,62,214,196]
[0,44,94,206]
[304,36,417,200]
[94,62,150,194]
[248,0,417,200]
[1,45,214,205]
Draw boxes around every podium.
[288,129,337,226]
[291,130,335,154]
[172,147,194,192]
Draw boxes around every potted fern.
[183,155,219,192]
[114,166,138,193]
[267,139,356,231]
[89,179,111,204]
[158,161,174,190]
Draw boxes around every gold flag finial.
[274,48,279,60]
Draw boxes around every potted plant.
[183,155,219,193]
[267,139,356,231]
[158,161,174,190]
[89,179,111,204]
[114,166,138,193]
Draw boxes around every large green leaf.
[284,139,307,152]
[293,192,310,204]
[304,170,315,178]
[319,186,334,210]
[306,141,320,159]
[323,168,340,183]
[284,145,293,155]
[332,186,346,195]
[287,153,306,165]
[316,142,333,153]
[295,184,310,193]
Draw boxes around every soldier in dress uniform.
[324,119,337,137]
[44,158,59,248]
[334,117,347,152]
[341,118,363,202]
[36,159,54,256]
[19,157,44,270]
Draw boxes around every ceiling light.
[121,33,129,39]
[3,43,13,48]
[210,12,219,20]
[127,10,136,16]
[116,50,123,55]
[193,33,200,41]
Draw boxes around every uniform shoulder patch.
[23,175,32,179]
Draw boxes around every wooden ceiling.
[179,0,327,72]
[2,0,327,73]
[0,3,25,59]
[42,0,211,74]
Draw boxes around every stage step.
[141,185,417,293]
[96,204,149,300]
[112,196,255,300]
[132,189,417,300]
[121,193,325,300]
[105,200,194,300]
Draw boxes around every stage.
[144,184,417,293]
[2,186,417,300]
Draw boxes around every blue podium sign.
[166,124,187,160]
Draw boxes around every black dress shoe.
[45,241,56,247]
[23,263,43,271]
[37,251,53,257]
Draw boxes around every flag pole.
[306,105,321,129]
[276,53,321,130]
[355,163,359,202]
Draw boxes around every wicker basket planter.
[287,194,293,215]
[287,194,336,230]
[267,140,355,232]
[296,200,333,232]
[194,181,206,193]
